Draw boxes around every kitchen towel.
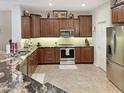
[66,48,70,56]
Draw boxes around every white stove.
[59,44,75,65]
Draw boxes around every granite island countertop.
[0,55,67,93]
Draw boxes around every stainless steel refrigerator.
[107,26,124,92]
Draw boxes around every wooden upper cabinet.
[30,14,41,38]
[80,47,94,63]
[112,7,120,23]
[21,16,31,38]
[68,19,74,29]
[41,19,49,37]
[53,19,60,37]
[59,19,74,29]
[48,20,54,37]
[118,5,124,22]
[111,4,124,23]
[79,16,92,37]
[74,19,79,37]
[41,19,60,37]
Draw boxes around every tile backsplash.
[21,37,94,48]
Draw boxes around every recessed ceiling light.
[49,3,53,6]
[81,3,86,7]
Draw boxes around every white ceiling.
[0,0,108,11]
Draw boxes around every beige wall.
[92,1,111,71]
[21,37,93,48]
[0,11,11,51]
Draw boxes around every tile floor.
[34,64,122,93]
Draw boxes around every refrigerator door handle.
[111,31,117,56]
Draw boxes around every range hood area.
[60,29,74,38]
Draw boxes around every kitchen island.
[0,55,67,93]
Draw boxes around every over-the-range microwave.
[60,29,74,38]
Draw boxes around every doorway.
[95,21,107,71]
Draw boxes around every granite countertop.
[0,55,68,93]
[17,45,94,61]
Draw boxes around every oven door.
[60,48,75,61]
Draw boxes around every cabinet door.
[38,48,44,64]
[54,48,60,63]
[118,5,124,22]
[41,19,48,37]
[44,48,55,63]
[53,20,60,37]
[80,47,94,63]
[74,19,79,37]
[75,48,81,63]
[59,19,68,29]
[31,15,41,38]
[49,20,54,37]
[68,19,74,29]
[59,19,73,29]
[21,16,31,38]
[79,16,92,37]
[112,7,119,23]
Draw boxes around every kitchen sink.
[17,51,31,56]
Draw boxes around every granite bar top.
[0,56,68,93]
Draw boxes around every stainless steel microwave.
[60,29,74,38]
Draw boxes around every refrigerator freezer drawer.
[107,60,124,92]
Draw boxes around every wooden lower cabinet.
[44,48,55,63]
[75,47,94,64]
[38,48,60,64]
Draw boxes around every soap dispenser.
[85,38,90,46]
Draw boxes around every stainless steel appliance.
[60,29,74,38]
[60,48,75,65]
[107,26,124,92]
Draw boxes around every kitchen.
[0,0,123,93]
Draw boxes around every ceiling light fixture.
[81,3,86,7]
[49,3,53,6]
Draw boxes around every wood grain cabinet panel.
[68,19,74,29]
[80,47,94,63]
[41,19,59,37]
[30,14,41,38]
[118,5,124,22]
[79,16,92,37]
[38,48,44,64]
[112,7,120,23]
[41,19,49,37]
[75,48,81,63]
[54,48,60,63]
[53,20,60,37]
[38,48,60,64]
[75,47,94,64]
[44,48,55,63]
[74,19,79,37]
[21,16,31,38]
